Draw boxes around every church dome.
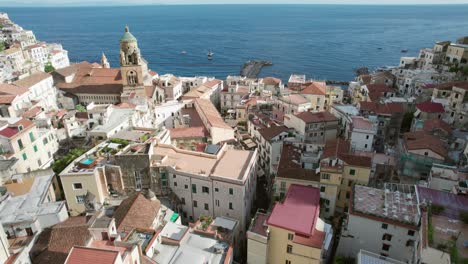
[120,25,137,42]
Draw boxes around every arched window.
[127,71,137,85]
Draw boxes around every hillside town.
[0,11,467,264]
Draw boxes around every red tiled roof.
[322,139,371,167]
[169,126,208,139]
[13,72,51,88]
[263,77,281,86]
[277,143,320,182]
[0,83,29,96]
[300,82,326,95]
[203,79,222,88]
[0,119,35,139]
[365,83,395,101]
[359,101,404,115]
[416,101,445,113]
[294,111,338,123]
[423,119,452,134]
[267,184,324,248]
[404,131,448,158]
[257,125,289,141]
[114,193,160,233]
[22,106,42,119]
[435,81,468,90]
[56,65,123,95]
[65,246,119,264]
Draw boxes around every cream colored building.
[0,118,59,173]
[284,111,338,145]
[247,185,333,264]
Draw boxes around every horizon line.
[3,3,468,8]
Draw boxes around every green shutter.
[22,153,27,160]
[33,145,38,152]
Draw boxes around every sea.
[3,4,468,81]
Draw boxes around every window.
[288,233,294,240]
[216,199,220,207]
[320,186,326,192]
[134,171,142,191]
[229,188,233,195]
[33,145,38,152]
[408,230,415,236]
[229,202,233,210]
[202,186,210,194]
[321,173,330,180]
[73,183,83,190]
[76,195,85,204]
[204,203,209,210]
[174,182,177,187]
[382,244,390,251]
[193,200,198,207]
[366,135,369,139]
[215,187,219,192]
[18,139,24,150]
[37,159,42,167]
[192,184,197,193]
[160,172,167,179]
[406,239,415,247]
[381,223,388,229]
[286,244,292,253]
[346,192,350,199]
[364,144,368,148]
[29,132,35,142]
[22,153,27,161]
[185,184,188,189]
[181,198,185,205]
[285,260,291,264]
[382,234,392,241]
[349,169,356,175]
[173,174,176,178]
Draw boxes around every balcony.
[320,162,343,173]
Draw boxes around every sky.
[2,0,468,7]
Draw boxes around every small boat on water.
[181,50,187,54]
[207,50,214,60]
[377,47,382,50]
[401,49,408,53]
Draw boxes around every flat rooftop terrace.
[153,144,254,181]
[353,183,420,227]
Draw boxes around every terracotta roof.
[294,111,338,123]
[339,153,372,167]
[65,246,119,264]
[358,101,404,115]
[114,193,160,233]
[257,125,289,141]
[279,94,309,105]
[322,138,350,159]
[169,126,208,139]
[22,106,43,119]
[194,98,232,129]
[358,74,371,84]
[0,83,29,96]
[56,64,123,95]
[267,184,324,248]
[435,81,468,90]
[31,217,91,264]
[13,72,51,88]
[0,95,17,104]
[277,143,320,182]
[365,83,395,101]
[416,101,445,113]
[203,79,222,88]
[351,116,373,131]
[300,82,326,95]
[423,119,452,134]
[263,77,281,86]
[75,112,89,120]
[404,131,448,158]
[54,61,93,77]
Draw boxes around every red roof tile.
[257,125,289,141]
[65,246,119,264]
[114,193,160,233]
[300,82,326,95]
[416,101,445,113]
[423,119,452,134]
[294,111,338,123]
[277,143,320,182]
[404,131,447,158]
[169,126,208,139]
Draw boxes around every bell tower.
[119,25,150,96]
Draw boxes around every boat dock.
[240,60,273,78]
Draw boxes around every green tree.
[0,41,6,52]
[75,104,86,112]
[44,62,55,73]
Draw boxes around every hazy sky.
[2,0,468,7]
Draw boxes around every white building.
[0,118,58,173]
[337,184,421,263]
[152,143,257,234]
[349,116,377,152]
[13,71,58,112]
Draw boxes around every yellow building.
[59,142,124,215]
[247,185,333,264]
[274,142,339,217]
[320,139,372,212]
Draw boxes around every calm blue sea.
[3,5,468,81]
